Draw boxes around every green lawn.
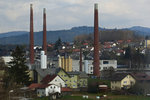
[33,95,150,100]
[106,95,150,100]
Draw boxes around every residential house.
[57,68,71,87]
[67,71,88,89]
[111,73,136,90]
[131,73,150,83]
[36,84,61,97]
[30,67,66,83]
[41,74,66,87]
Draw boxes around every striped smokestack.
[93,3,100,77]
[43,8,47,54]
[80,48,82,72]
[30,4,34,64]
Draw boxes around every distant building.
[145,40,150,48]
[72,60,117,75]
[1,56,13,67]
[58,55,72,72]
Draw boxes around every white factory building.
[72,60,117,74]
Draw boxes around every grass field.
[33,94,150,100]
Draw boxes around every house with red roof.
[41,74,66,87]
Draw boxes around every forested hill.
[0,26,149,45]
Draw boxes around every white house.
[36,74,65,97]
[45,84,61,96]
[41,74,66,87]
[37,84,61,97]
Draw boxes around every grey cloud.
[0,0,150,33]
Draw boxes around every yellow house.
[67,72,88,89]
[111,73,136,90]
[57,69,71,87]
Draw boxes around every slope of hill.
[0,26,150,45]
[127,26,150,36]
[0,26,99,45]
[0,31,28,38]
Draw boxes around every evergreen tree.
[54,37,62,50]
[8,46,30,86]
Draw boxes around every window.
[64,75,67,77]
[54,86,55,88]
[103,67,107,70]
[124,81,127,84]
[55,79,57,81]
[90,67,93,70]
[103,61,109,64]
[65,84,67,87]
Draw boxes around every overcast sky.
[0,0,150,33]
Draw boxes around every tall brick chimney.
[93,3,100,77]
[79,48,82,72]
[30,4,34,64]
[43,8,47,54]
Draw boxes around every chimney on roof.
[43,8,47,55]
[30,4,34,64]
[93,3,100,77]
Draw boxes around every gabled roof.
[67,71,88,78]
[38,84,51,89]
[41,74,57,84]
[111,73,131,81]
[131,73,150,81]
[28,83,41,89]
[35,67,62,78]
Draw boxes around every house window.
[64,75,67,77]
[103,61,109,64]
[124,81,127,84]
[65,84,67,87]
[50,86,52,89]
[90,67,93,70]
[54,86,55,88]
[55,79,57,81]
